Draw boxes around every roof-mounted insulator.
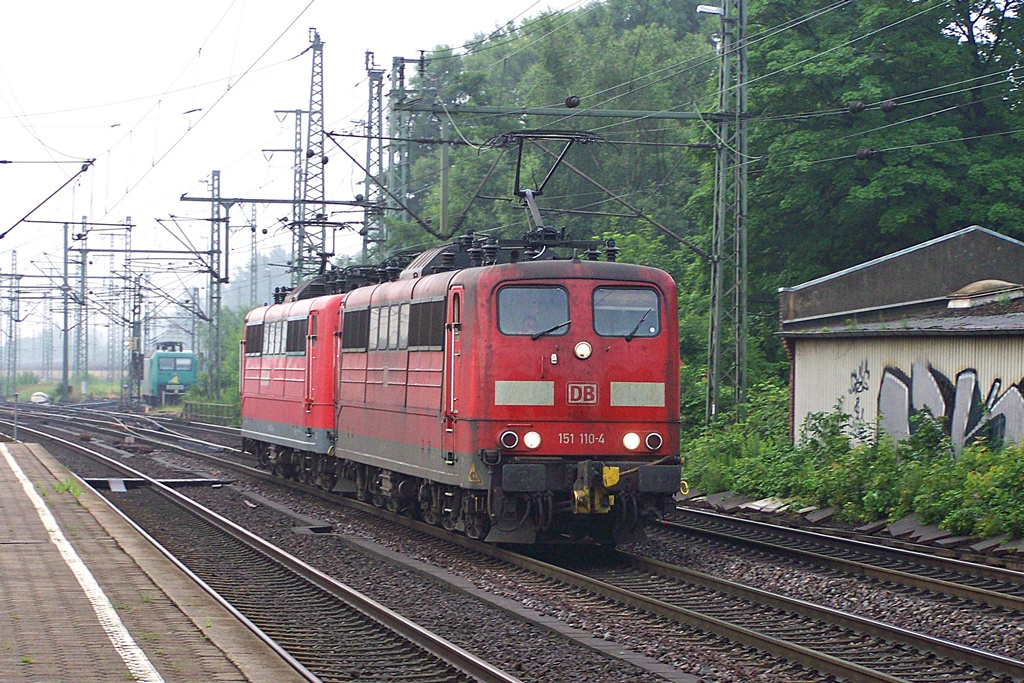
[440,249,456,270]
[482,240,499,265]
[605,239,620,262]
[468,242,484,267]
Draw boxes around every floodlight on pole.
[696,4,725,15]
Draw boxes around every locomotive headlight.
[574,341,593,360]
[499,430,519,449]
[645,432,664,451]
[523,431,542,449]
[623,432,641,451]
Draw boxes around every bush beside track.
[682,381,1024,540]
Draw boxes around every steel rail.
[15,407,1021,682]
[663,508,1024,610]
[617,550,1024,681]
[1,419,522,683]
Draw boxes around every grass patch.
[53,478,83,499]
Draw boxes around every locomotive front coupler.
[572,460,620,515]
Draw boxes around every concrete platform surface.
[0,441,306,683]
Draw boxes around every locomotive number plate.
[558,432,606,445]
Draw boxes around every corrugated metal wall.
[793,336,1024,443]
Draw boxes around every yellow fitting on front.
[602,466,620,489]
[680,480,690,496]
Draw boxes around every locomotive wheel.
[465,514,490,541]
[314,457,338,492]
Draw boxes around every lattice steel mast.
[297,29,328,282]
[705,0,748,421]
[362,52,385,262]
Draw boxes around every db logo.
[567,382,598,404]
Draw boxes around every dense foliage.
[683,384,1024,538]
[380,0,1023,427]
[186,305,246,406]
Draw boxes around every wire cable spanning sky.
[0,0,569,296]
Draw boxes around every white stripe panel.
[610,381,665,407]
[495,380,554,406]
[0,444,165,683]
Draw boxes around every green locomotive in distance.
[142,341,198,406]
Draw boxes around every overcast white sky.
[0,0,576,321]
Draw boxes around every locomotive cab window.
[174,358,193,371]
[593,287,660,338]
[498,286,569,336]
[157,357,176,371]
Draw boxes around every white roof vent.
[948,279,1024,309]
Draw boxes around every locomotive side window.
[498,286,569,336]
[376,306,391,350]
[263,322,277,355]
[285,318,307,355]
[388,305,401,349]
[368,308,380,351]
[398,303,410,349]
[341,308,370,351]
[245,323,264,357]
[593,287,660,338]
[272,321,285,354]
[408,299,445,349]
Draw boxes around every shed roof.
[778,226,1024,326]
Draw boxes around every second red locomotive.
[240,233,681,543]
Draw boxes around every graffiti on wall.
[877,360,1024,453]
[847,359,871,422]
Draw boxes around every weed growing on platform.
[53,478,82,499]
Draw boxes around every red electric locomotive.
[241,129,680,543]
[240,233,681,543]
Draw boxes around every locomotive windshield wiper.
[531,320,570,340]
[624,308,653,342]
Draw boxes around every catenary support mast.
[705,0,748,421]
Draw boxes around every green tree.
[379,0,1024,413]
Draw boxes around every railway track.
[660,508,1024,612]
[399,520,1024,683]
[11,406,1024,681]
[2,420,521,683]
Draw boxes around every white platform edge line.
[0,443,165,683]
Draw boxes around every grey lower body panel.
[241,417,333,454]
[334,429,487,489]
[501,461,680,493]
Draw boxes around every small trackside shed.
[778,226,1024,453]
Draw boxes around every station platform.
[0,441,306,683]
